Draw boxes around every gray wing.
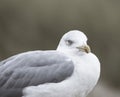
[0,50,74,97]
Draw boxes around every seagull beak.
[76,45,91,53]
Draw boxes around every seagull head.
[57,30,91,55]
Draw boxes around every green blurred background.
[0,0,120,97]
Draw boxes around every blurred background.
[0,0,120,97]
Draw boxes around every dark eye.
[66,40,74,45]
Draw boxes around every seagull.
[0,30,100,97]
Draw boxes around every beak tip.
[77,45,91,53]
[84,45,91,53]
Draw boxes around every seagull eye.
[66,40,74,46]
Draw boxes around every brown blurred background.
[0,0,120,97]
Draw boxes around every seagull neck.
[56,47,72,56]
[56,46,86,57]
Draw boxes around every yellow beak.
[76,45,91,53]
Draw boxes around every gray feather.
[0,50,74,97]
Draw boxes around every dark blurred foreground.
[0,0,120,97]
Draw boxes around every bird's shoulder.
[0,50,73,67]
